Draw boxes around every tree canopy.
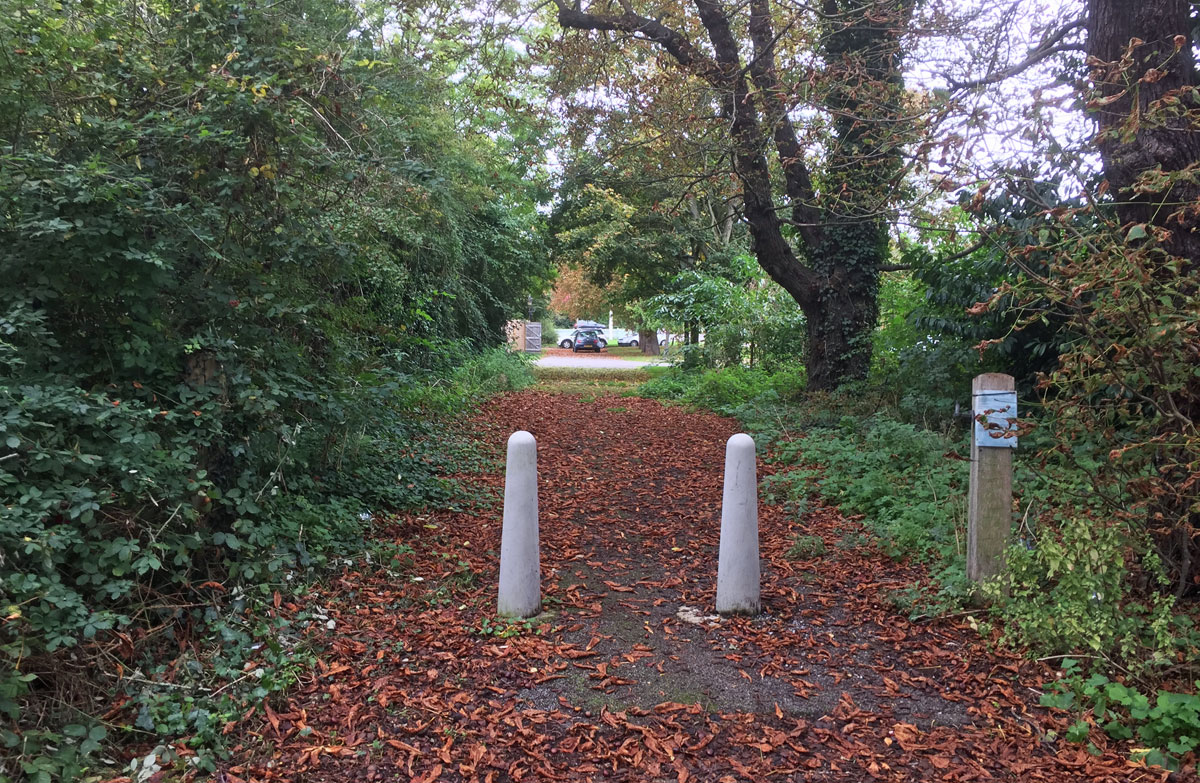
[549,0,918,388]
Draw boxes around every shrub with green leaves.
[774,415,970,562]
[1002,512,1175,661]
[638,365,805,415]
[0,0,547,778]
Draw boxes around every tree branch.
[747,0,822,248]
[553,0,720,81]
[940,237,989,263]
[947,17,1086,92]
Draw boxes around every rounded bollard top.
[508,430,536,448]
[727,432,755,451]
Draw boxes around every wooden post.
[968,373,1016,588]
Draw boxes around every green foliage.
[475,616,544,638]
[786,535,827,560]
[405,346,535,414]
[1042,659,1200,771]
[878,196,1073,424]
[549,164,708,329]
[0,0,548,777]
[637,365,805,414]
[871,271,925,376]
[1001,512,1176,661]
[648,258,808,371]
[1007,203,1200,600]
[772,415,970,567]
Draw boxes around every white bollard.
[716,433,760,616]
[497,430,541,618]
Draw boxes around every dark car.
[572,330,604,353]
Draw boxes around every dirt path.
[223,388,1159,782]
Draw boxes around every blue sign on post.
[973,390,1018,448]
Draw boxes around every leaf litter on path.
[219,389,1174,782]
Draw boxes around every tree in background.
[550,0,918,389]
[548,262,621,323]
[550,147,744,354]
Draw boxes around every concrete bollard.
[716,433,760,616]
[497,430,541,618]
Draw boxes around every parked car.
[559,328,608,350]
[616,329,639,347]
[572,330,604,352]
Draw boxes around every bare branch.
[947,17,1086,92]
[553,0,720,81]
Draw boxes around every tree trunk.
[804,284,878,391]
[1086,0,1200,267]
[802,221,886,390]
[638,328,660,355]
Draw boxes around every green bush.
[773,415,969,563]
[0,0,548,778]
[637,370,702,401]
[637,365,805,414]
[1001,513,1166,660]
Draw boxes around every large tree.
[1085,0,1199,267]
[551,0,917,389]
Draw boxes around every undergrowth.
[1,347,533,782]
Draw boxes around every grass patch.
[603,346,662,362]
[786,534,827,560]
[533,367,653,395]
